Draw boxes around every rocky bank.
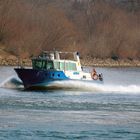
[0,57,140,67]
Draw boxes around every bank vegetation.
[0,0,140,66]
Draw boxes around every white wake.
[0,76,23,89]
[0,76,140,94]
[48,80,140,94]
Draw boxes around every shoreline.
[81,58,140,67]
[0,58,140,67]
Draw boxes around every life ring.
[91,72,98,80]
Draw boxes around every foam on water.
[99,84,140,94]
[51,80,140,94]
[0,76,140,94]
[0,76,23,89]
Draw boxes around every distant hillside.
[0,0,139,59]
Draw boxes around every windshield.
[32,59,53,70]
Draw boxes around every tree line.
[0,0,139,59]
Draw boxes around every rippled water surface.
[0,66,140,140]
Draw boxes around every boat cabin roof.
[31,51,82,71]
[32,51,79,61]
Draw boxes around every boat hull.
[14,68,69,89]
[14,68,103,90]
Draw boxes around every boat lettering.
[73,72,79,75]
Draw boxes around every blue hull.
[14,68,69,89]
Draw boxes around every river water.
[0,66,140,140]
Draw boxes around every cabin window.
[32,60,53,70]
[60,62,65,70]
[65,62,69,71]
[32,60,36,69]
[42,61,46,69]
[32,60,77,71]
[69,62,77,71]
[34,60,42,69]
[54,61,60,70]
[65,62,77,71]
[46,61,53,69]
